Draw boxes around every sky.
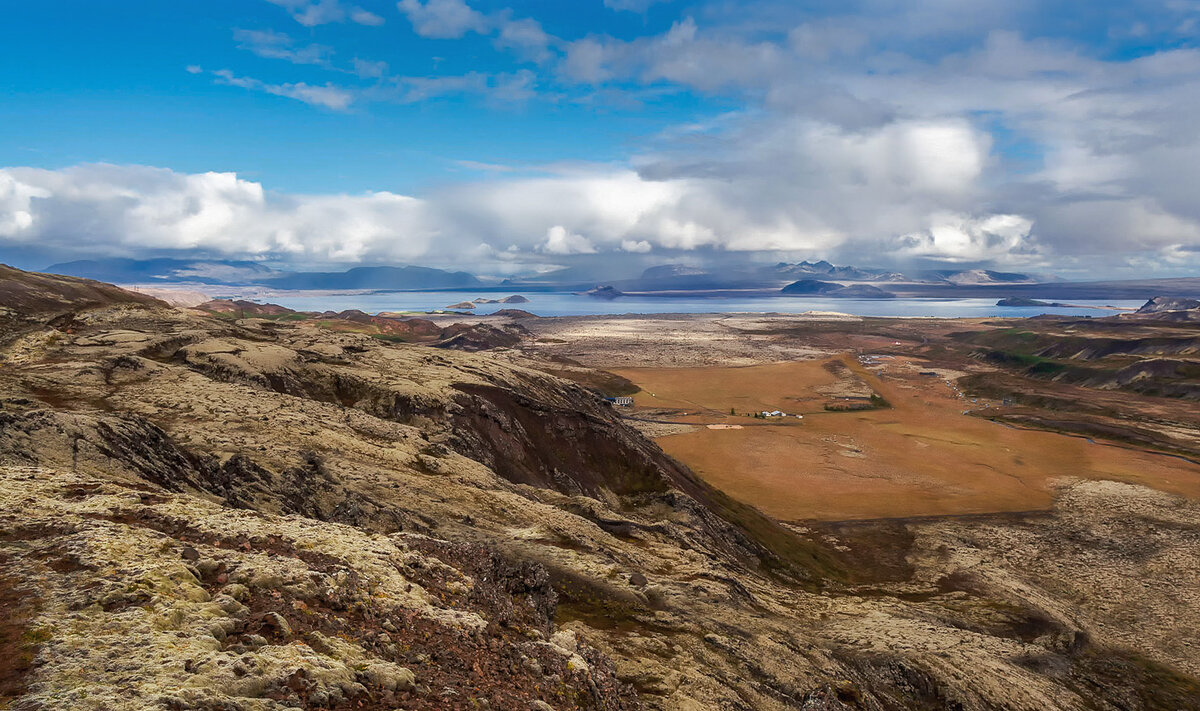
[2,0,1200,278]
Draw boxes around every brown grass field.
[613,358,1200,521]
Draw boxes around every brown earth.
[622,356,1200,521]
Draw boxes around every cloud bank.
[0,153,1040,273]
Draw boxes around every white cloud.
[233,29,334,67]
[604,0,671,12]
[3,159,1199,273]
[350,8,385,25]
[266,0,345,26]
[540,225,597,255]
[265,0,383,26]
[0,165,432,263]
[185,65,204,74]
[494,17,554,63]
[353,58,389,78]
[892,213,1039,262]
[397,0,488,39]
[213,70,355,110]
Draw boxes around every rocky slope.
[1,267,1198,710]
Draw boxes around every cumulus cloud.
[540,226,597,255]
[397,0,489,39]
[494,17,554,63]
[0,165,432,263]
[891,213,1039,263]
[0,154,1195,274]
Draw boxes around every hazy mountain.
[266,266,480,290]
[45,259,482,291]
[924,269,1039,285]
[46,258,278,285]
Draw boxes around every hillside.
[1,265,1198,710]
[0,263,166,316]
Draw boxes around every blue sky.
[2,0,1200,276]
[1,0,700,193]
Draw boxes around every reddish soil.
[617,358,1200,521]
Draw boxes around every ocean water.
[256,290,1146,319]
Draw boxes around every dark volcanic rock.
[195,299,297,316]
[780,279,895,298]
[583,286,623,300]
[434,323,528,351]
[780,279,845,295]
[997,297,1055,307]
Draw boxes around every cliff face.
[1,267,1199,710]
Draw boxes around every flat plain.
[527,312,1200,522]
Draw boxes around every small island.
[997,297,1061,307]
[583,286,623,300]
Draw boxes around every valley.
[1,265,1199,710]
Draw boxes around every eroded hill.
[1,269,1199,711]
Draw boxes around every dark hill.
[780,279,895,298]
[267,266,480,290]
[0,263,166,316]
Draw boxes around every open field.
[611,359,866,416]
[620,356,1200,521]
[532,313,1200,522]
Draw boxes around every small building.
[606,396,634,407]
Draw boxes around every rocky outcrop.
[195,300,298,317]
[0,466,639,710]
[1136,296,1200,313]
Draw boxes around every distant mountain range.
[46,259,479,290]
[30,257,1200,300]
[265,266,479,290]
[41,257,1045,293]
[47,258,277,285]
